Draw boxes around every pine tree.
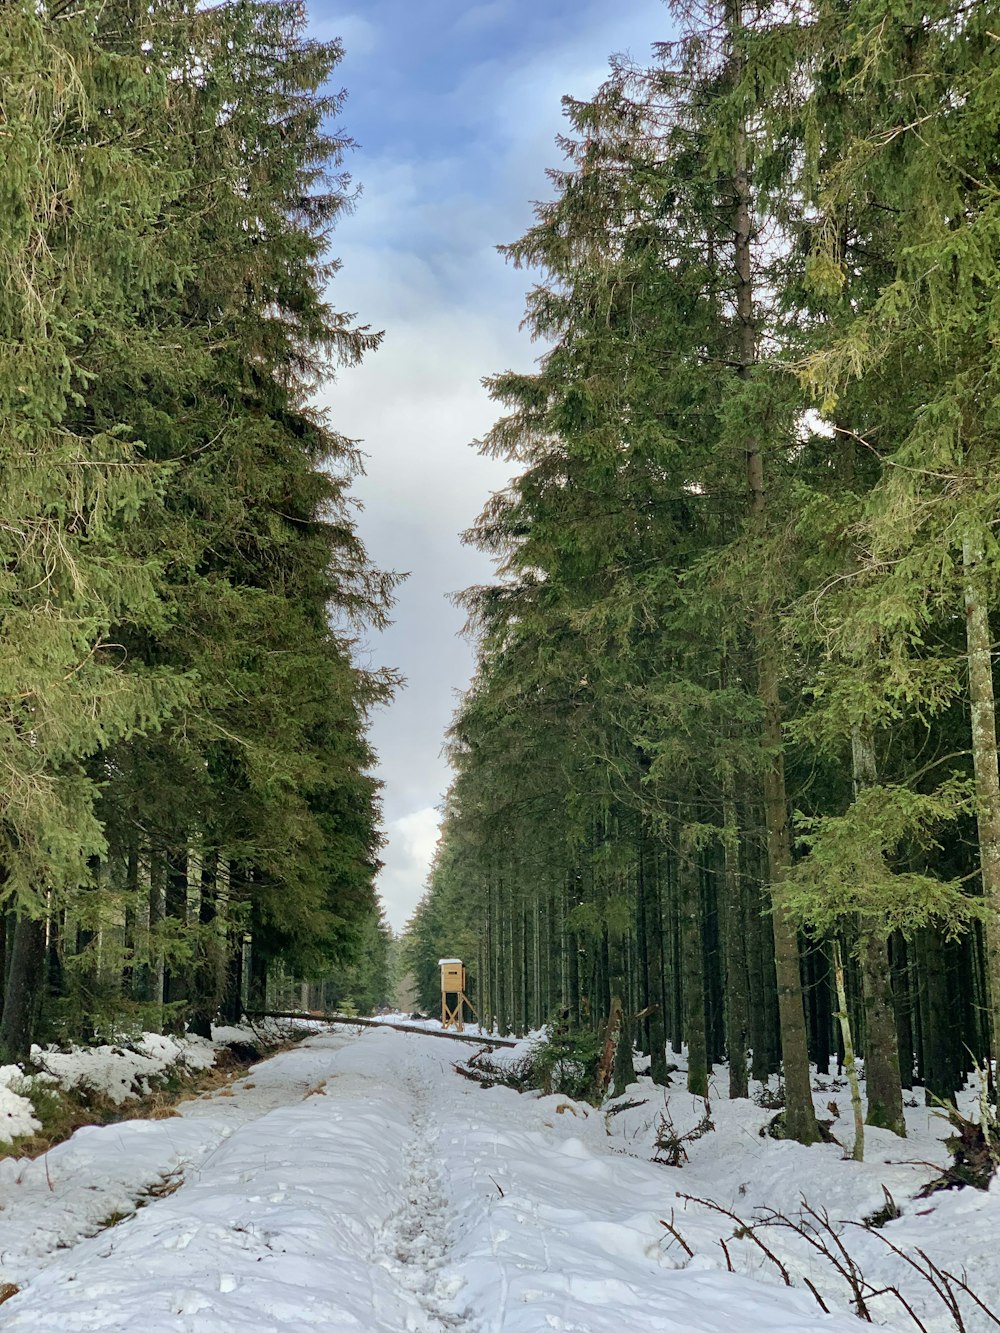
[0,0,195,1059]
[1,0,394,1050]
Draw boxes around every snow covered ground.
[0,1023,996,1331]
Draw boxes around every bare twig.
[802,1277,830,1314]
[677,1194,792,1285]
[940,1269,1000,1329]
[659,1209,694,1260]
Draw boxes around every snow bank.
[0,1019,293,1144]
[33,1032,217,1106]
[599,1050,1000,1331]
[0,1067,41,1140]
[0,1032,362,1298]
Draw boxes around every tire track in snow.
[375,1075,476,1332]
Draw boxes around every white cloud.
[377,806,442,931]
[320,253,521,854]
[453,1,512,34]
[310,12,379,57]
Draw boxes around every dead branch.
[677,1193,792,1286]
[659,1209,694,1260]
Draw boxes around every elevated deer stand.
[439,958,468,1033]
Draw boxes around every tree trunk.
[746,876,775,1080]
[833,938,864,1161]
[121,840,139,998]
[642,826,670,1085]
[723,789,750,1097]
[0,911,12,1024]
[484,876,494,1031]
[810,940,833,1077]
[890,934,914,1090]
[611,926,635,1097]
[222,927,244,1024]
[496,875,509,1036]
[962,530,1000,1082]
[136,856,164,1005]
[667,846,684,1053]
[858,933,906,1135]
[248,941,268,1012]
[46,907,66,1006]
[919,926,957,1104]
[728,0,818,1141]
[680,825,708,1097]
[162,848,189,1033]
[523,901,532,1033]
[849,723,906,1134]
[188,847,221,1040]
[0,916,46,1064]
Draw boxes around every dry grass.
[144,1170,184,1200]
[303,1079,327,1099]
[0,1283,19,1306]
[93,1168,185,1234]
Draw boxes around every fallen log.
[245,1010,521,1048]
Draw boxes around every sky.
[308,0,668,931]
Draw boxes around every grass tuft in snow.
[861,1184,902,1229]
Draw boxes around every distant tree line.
[0,0,394,1060]
[406,0,1000,1144]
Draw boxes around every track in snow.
[375,1076,473,1331]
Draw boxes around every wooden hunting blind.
[438,957,467,1032]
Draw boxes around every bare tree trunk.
[222,928,244,1024]
[189,847,221,1040]
[680,824,708,1097]
[723,787,750,1098]
[0,916,46,1064]
[849,724,906,1135]
[729,0,818,1140]
[162,848,189,1034]
[963,531,1000,1084]
[833,938,864,1161]
[611,929,635,1097]
[641,823,670,1085]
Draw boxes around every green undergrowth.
[458,1023,604,1104]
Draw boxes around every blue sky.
[309,0,669,930]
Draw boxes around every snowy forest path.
[0,1031,356,1298]
[1,1026,863,1332]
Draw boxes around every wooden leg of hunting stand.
[442,991,466,1032]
